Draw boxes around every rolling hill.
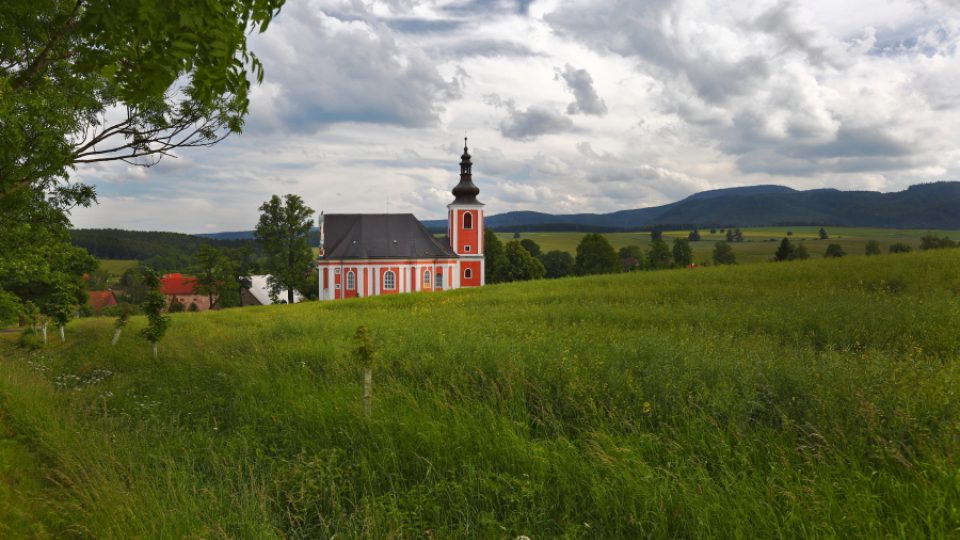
[418,181,960,231]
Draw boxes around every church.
[317,140,485,300]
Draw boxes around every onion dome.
[452,137,481,204]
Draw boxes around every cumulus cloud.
[486,94,575,140]
[557,64,607,115]
[546,0,960,180]
[248,3,461,133]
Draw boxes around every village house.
[160,273,213,311]
[85,290,118,315]
[241,275,305,306]
[317,140,485,300]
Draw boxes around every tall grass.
[2,251,959,537]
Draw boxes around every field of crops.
[499,226,960,264]
[2,250,959,537]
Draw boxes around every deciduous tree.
[140,269,170,359]
[483,229,509,284]
[256,194,315,304]
[575,234,620,275]
[194,244,235,309]
[712,241,736,265]
[504,241,546,282]
[864,240,881,255]
[647,238,672,270]
[541,250,574,279]
[672,238,693,266]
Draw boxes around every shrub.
[865,240,881,255]
[17,327,43,350]
[889,242,913,254]
[824,244,846,258]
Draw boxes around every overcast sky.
[71,0,960,233]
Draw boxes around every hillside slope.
[2,252,959,537]
[418,181,960,231]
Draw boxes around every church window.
[464,245,471,252]
[346,271,355,290]
[384,270,396,290]
[435,271,444,289]
[423,270,431,286]
[463,212,473,229]
[464,268,472,279]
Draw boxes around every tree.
[353,325,376,418]
[824,243,845,258]
[484,229,509,284]
[647,238,672,270]
[733,228,744,242]
[227,246,258,307]
[672,238,693,267]
[519,239,542,258]
[712,241,736,265]
[865,240,881,255]
[256,194,315,304]
[2,2,284,326]
[112,304,134,346]
[726,229,735,242]
[919,233,957,250]
[819,228,829,240]
[618,245,644,271]
[0,190,96,329]
[2,0,285,208]
[140,269,170,359]
[889,242,913,254]
[541,250,574,279]
[193,244,235,309]
[688,229,701,241]
[794,242,810,260]
[774,238,795,261]
[575,234,620,276]
[504,241,546,282]
[650,229,663,241]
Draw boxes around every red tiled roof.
[160,273,199,295]
[87,290,117,312]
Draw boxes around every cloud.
[546,0,960,180]
[557,64,607,116]
[443,0,536,16]
[248,4,461,133]
[486,95,575,140]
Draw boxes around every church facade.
[316,141,485,300]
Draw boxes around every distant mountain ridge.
[419,182,960,231]
[187,182,960,240]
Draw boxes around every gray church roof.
[321,214,458,260]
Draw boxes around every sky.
[71,0,960,233]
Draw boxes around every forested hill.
[418,181,960,231]
[69,229,257,261]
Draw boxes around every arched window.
[435,270,444,289]
[423,269,431,286]
[383,270,396,290]
[464,268,472,279]
[346,271,355,290]
[463,212,473,230]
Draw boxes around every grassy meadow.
[2,250,960,537]
[499,226,960,264]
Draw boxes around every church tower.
[448,138,484,287]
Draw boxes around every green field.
[97,258,138,276]
[501,227,960,264]
[2,251,959,537]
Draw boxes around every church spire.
[452,137,481,204]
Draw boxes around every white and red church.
[317,140,484,300]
